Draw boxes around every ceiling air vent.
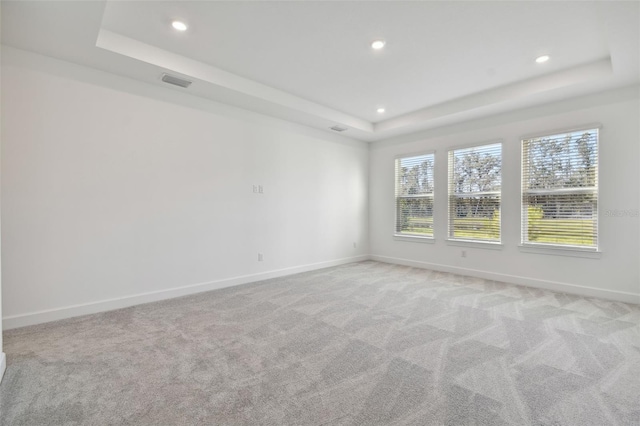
[330,125,348,132]
[161,73,192,88]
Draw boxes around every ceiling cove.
[2,1,638,141]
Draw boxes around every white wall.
[370,86,640,303]
[1,47,369,328]
[0,4,5,378]
[2,46,638,334]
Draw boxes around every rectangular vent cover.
[161,73,192,88]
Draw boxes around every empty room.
[1,1,639,425]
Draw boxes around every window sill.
[518,244,602,259]
[446,239,503,250]
[393,234,436,244]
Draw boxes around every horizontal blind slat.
[521,129,598,249]
[395,153,435,236]
[448,143,502,242]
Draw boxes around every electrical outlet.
[253,185,258,193]
[258,253,264,261]
[353,242,357,248]
[461,250,467,258]
[258,185,264,194]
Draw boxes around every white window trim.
[446,239,503,250]
[448,140,503,243]
[394,234,436,244]
[520,125,600,251]
[446,139,503,152]
[518,244,602,259]
[521,123,602,142]
[394,151,436,241]
[394,150,436,161]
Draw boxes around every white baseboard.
[0,353,6,383]
[2,255,369,330]
[370,255,640,304]
[5,253,636,330]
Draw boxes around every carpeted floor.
[1,260,639,425]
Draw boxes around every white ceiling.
[2,1,639,142]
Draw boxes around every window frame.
[520,124,601,253]
[447,140,503,245]
[394,151,436,240]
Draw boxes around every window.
[521,128,598,250]
[395,153,435,237]
[448,143,502,242]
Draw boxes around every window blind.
[395,153,434,237]
[448,143,501,242]
[521,129,598,249]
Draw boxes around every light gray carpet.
[1,261,639,425]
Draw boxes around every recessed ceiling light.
[371,40,386,50]
[377,108,386,113]
[172,21,188,31]
[535,55,550,63]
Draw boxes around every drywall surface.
[0,29,4,376]
[1,47,369,326]
[370,86,640,302]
